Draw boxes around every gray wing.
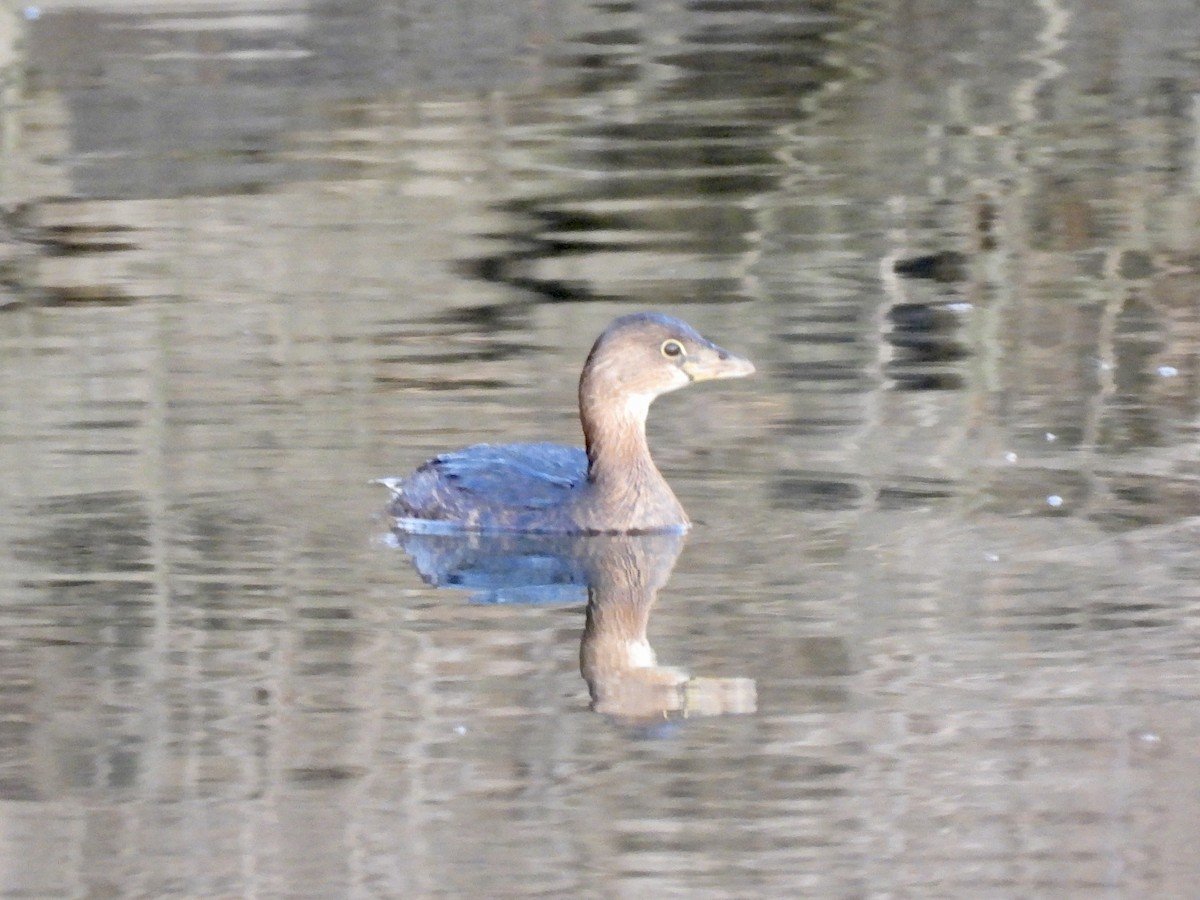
[428,442,587,509]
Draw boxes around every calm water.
[2,0,1200,897]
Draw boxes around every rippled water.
[2,0,1200,897]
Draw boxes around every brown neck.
[581,389,651,479]
[578,377,682,530]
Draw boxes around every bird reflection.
[389,529,756,725]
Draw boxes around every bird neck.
[582,388,650,470]
[578,379,685,530]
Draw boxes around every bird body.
[379,313,754,534]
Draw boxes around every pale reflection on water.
[393,529,756,724]
[2,0,1200,897]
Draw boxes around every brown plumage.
[377,313,754,534]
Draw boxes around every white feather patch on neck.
[622,390,654,423]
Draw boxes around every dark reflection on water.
[2,0,1200,897]
[14,491,153,572]
[396,529,591,603]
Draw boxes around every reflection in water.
[393,529,755,725]
[4,0,1200,896]
[396,529,589,604]
[473,10,846,307]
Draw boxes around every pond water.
[2,0,1199,897]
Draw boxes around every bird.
[377,312,754,534]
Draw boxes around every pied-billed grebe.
[378,312,754,533]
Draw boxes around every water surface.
[2,0,1199,897]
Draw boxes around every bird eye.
[661,340,685,358]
